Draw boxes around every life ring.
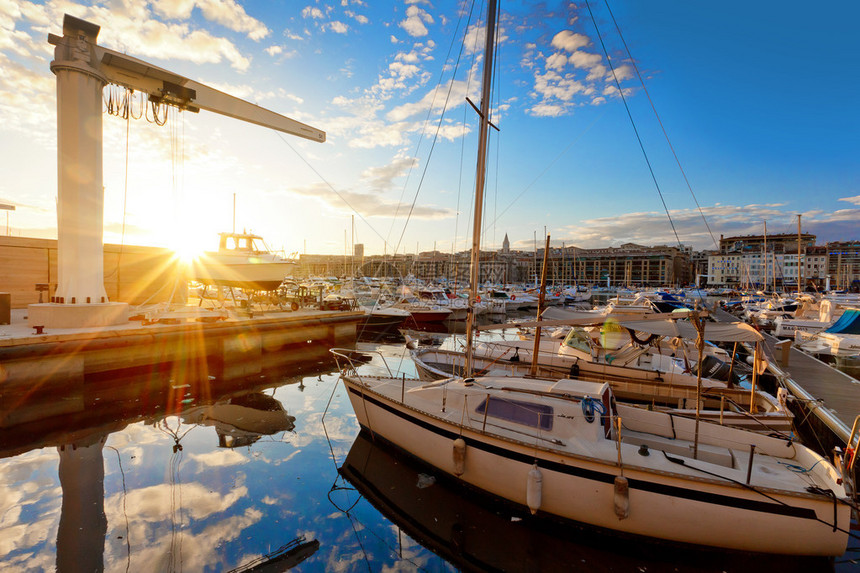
[625,328,658,346]
[511,295,516,300]
[476,296,481,302]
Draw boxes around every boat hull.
[191,260,292,291]
[342,379,847,556]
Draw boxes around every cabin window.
[475,397,553,431]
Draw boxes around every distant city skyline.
[1,1,857,256]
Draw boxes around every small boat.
[191,231,295,291]
[796,308,860,369]
[332,354,849,555]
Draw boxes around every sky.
[0,0,857,258]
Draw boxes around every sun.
[170,227,210,264]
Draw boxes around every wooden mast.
[464,0,498,375]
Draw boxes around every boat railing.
[330,348,393,380]
[842,415,860,497]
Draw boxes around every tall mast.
[762,220,767,291]
[464,0,498,374]
[797,214,802,295]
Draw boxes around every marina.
[0,318,858,570]
[1,2,858,571]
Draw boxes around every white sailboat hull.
[342,376,848,555]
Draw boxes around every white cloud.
[345,10,368,24]
[568,51,602,70]
[387,77,472,122]
[289,182,453,219]
[360,156,416,190]
[529,102,566,117]
[545,52,568,71]
[531,70,586,103]
[152,0,270,40]
[839,195,860,205]
[610,64,635,82]
[399,5,433,38]
[328,20,348,34]
[302,6,325,19]
[554,202,860,250]
[196,0,270,40]
[551,30,590,52]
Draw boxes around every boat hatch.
[475,397,553,431]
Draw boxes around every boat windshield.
[476,396,553,431]
[220,234,268,253]
[562,327,592,354]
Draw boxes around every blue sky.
[0,0,857,257]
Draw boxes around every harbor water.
[1,319,857,571]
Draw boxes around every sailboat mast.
[797,214,802,295]
[763,220,767,291]
[465,0,499,374]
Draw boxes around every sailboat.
[332,0,850,556]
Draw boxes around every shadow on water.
[333,430,841,573]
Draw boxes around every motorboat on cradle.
[191,231,295,291]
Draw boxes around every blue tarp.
[825,309,860,335]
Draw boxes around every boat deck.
[714,307,860,444]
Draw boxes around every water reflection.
[0,338,855,571]
[0,355,339,572]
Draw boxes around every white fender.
[777,387,789,412]
[453,438,466,476]
[526,463,542,515]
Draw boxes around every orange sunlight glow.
[170,227,210,264]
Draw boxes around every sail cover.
[618,319,764,342]
[825,309,860,335]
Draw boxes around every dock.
[714,307,860,448]
[0,307,363,429]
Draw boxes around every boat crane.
[30,14,325,328]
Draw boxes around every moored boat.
[331,358,849,555]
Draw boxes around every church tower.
[502,233,510,254]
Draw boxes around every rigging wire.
[385,0,471,251]
[277,134,393,252]
[603,0,719,249]
[484,2,503,253]
[486,112,604,228]
[391,0,475,257]
[584,0,684,249]
[453,0,486,273]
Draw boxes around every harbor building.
[826,241,860,290]
[707,233,828,289]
